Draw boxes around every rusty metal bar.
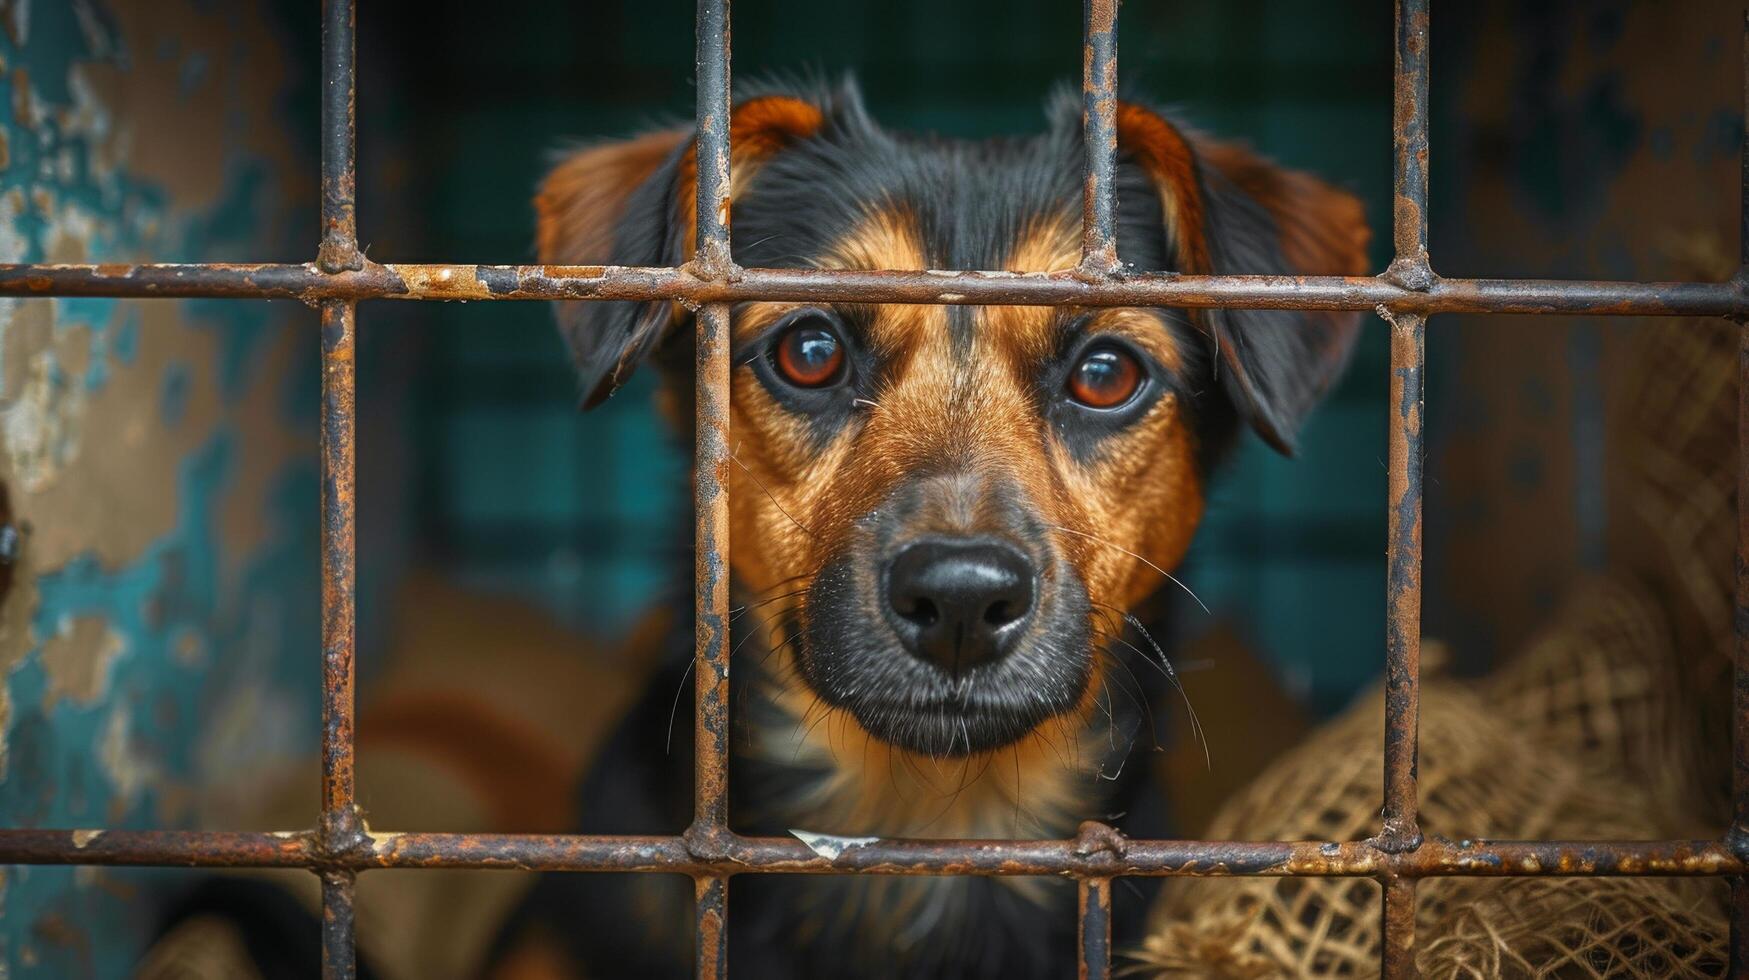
[319,0,360,273]
[1,829,1742,878]
[691,0,734,974]
[0,262,1744,316]
[1379,1,1429,975]
[1077,877,1112,980]
[690,0,733,840]
[1381,877,1417,976]
[1079,0,1120,277]
[317,1,361,975]
[1379,312,1425,855]
[695,875,729,978]
[1388,0,1431,288]
[318,299,361,848]
[321,870,358,980]
[1731,14,1749,980]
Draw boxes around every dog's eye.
[773,316,846,388]
[1067,345,1143,409]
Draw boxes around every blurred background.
[0,0,1738,975]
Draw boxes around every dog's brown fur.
[518,83,1369,978]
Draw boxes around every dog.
[490,77,1368,979]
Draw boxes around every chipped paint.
[789,829,881,861]
[0,2,317,976]
[39,614,121,708]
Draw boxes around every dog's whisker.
[731,589,808,624]
[1109,606,1210,771]
[1093,643,1163,753]
[730,443,817,540]
[1046,523,1211,615]
[1092,606,1207,768]
[664,657,696,756]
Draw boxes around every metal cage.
[1,2,1747,978]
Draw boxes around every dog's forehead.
[734,131,1086,272]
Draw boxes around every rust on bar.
[1,829,1743,879]
[1078,0,1120,278]
[1377,309,1425,854]
[688,0,735,849]
[1381,876,1418,979]
[318,0,360,272]
[691,299,733,843]
[321,869,358,980]
[1388,0,1431,288]
[0,262,1746,317]
[319,299,362,852]
[692,0,733,279]
[1730,13,1748,975]
[695,875,729,980]
[1077,877,1112,980]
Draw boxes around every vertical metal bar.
[691,0,732,836]
[1732,17,1749,977]
[1387,0,1431,286]
[1380,0,1429,853]
[1381,308,1425,858]
[320,870,358,980]
[1079,0,1120,277]
[318,2,361,976]
[695,875,729,980]
[1380,2,1428,977]
[1381,877,1418,977]
[693,0,733,280]
[319,298,359,828]
[1077,877,1112,980]
[692,0,733,976]
[319,0,360,273]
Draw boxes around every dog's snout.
[884,538,1036,675]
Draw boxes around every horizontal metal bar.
[0,263,1744,316]
[0,829,1739,879]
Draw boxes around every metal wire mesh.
[0,1,1745,978]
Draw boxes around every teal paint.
[0,1,319,975]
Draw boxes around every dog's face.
[538,84,1368,759]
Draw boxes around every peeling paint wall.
[0,1,317,975]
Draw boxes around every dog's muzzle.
[797,472,1093,756]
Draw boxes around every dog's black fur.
[493,78,1367,979]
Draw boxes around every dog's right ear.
[536,95,826,408]
[536,129,690,409]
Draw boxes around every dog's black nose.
[884,538,1036,675]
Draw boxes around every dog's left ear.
[536,95,826,407]
[1115,102,1371,454]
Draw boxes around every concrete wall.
[0,2,318,974]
